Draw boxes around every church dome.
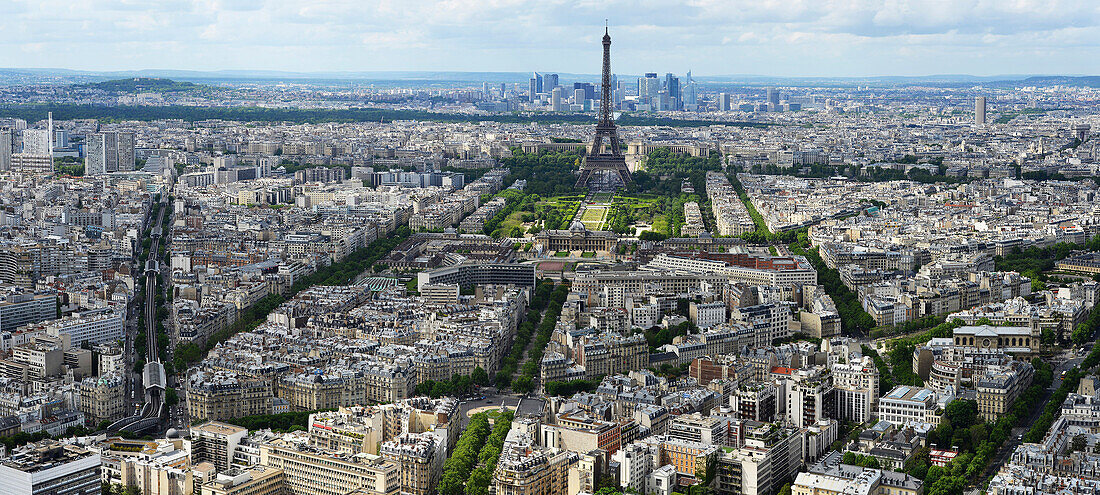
[569,221,587,232]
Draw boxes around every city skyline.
[1,0,1099,77]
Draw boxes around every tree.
[471,367,489,386]
[1071,434,1088,453]
[511,375,533,394]
[944,400,979,430]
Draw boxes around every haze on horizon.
[0,0,1097,78]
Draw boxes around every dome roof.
[569,221,587,232]
[166,428,181,439]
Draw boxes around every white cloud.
[0,0,1096,75]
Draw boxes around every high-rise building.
[665,73,680,109]
[767,87,780,106]
[53,130,69,149]
[22,129,52,156]
[719,93,732,111]
[573,82,595,100]
[683,82,698,109]
[639,73,660,103]
[975,96,987,125]
[528,76,538,103]
[544,73,559,92]
[85,131,135,175]
[0,129,13,170]
[551,87,563,112]
[574,88,586,106]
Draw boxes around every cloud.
[0,0,1097,76]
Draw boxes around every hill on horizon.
[76,77,211,93]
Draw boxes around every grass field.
[580,206,609,230]
[535,196,582,230]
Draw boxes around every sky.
[0,0,1098,77]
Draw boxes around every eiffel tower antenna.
[576,23,631,190]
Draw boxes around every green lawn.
[580,206,609,230]
[498,210,527,234]
[555,251,570,257]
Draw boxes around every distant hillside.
[1018,76,1100,88]
[77,77,209,93]
[981,75,1100,88]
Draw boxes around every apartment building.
[189,422,248,473]
[379,432,445,495]
[0,441,101,495]
[187,370,273,422]
[76,373,126,426]
[494,444,577,495]
[715,423,805,495]
[975,362,1034,422]
[832,357,880,424]
[259,439,400,495]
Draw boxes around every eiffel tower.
[575,24,632,190]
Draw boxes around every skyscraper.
[528,76,538,102]
[574,82,595,101]
[767,87,780,106]
[0,129,14,171]
[719,93,731,111]
[665,73,681,110]
[533,72,544,93]
[683,82,698,109]
[975,96,987,125]
[544,73,559,92]
[22,129,51,155]
[85,131,135,175]
[574,88,586,106]
[639,73,660,105]
[551,87,562,112]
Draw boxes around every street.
[973,351,1084,490]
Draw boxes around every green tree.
[471,367,489,386]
